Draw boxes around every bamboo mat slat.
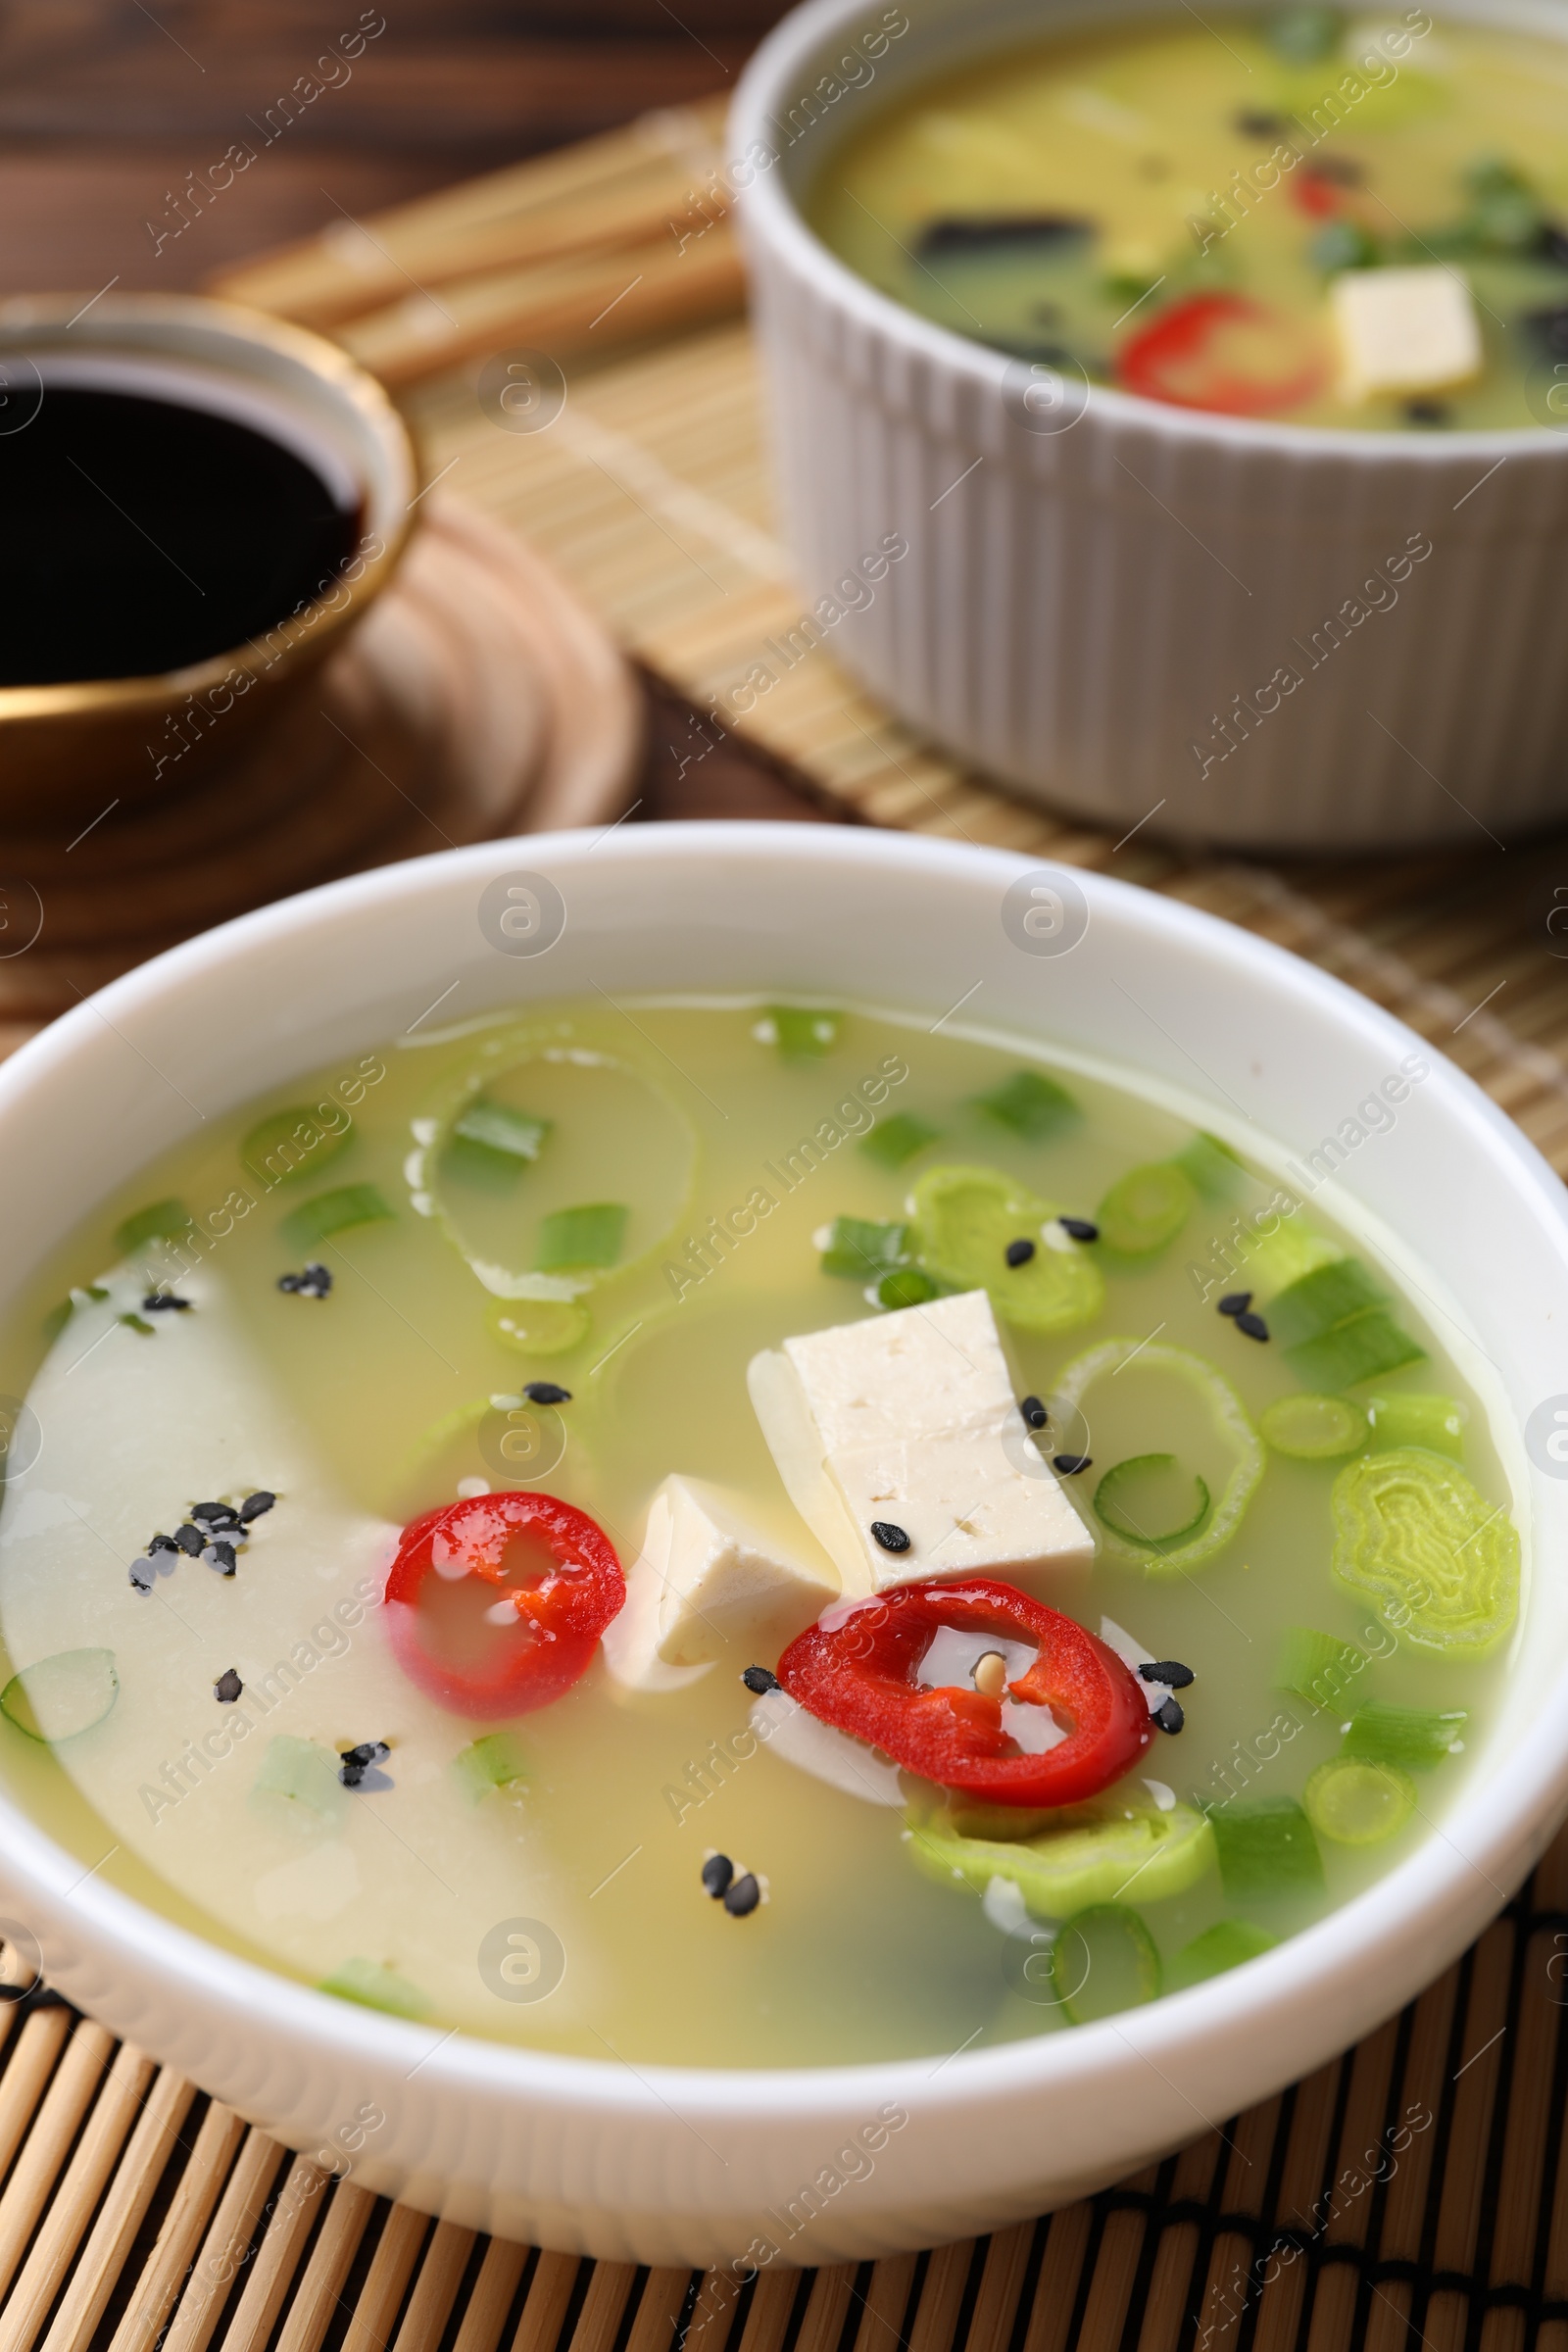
[0,92,1543,2352]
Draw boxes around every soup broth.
[0,1000,1520,2067]
[810,11,1568,430]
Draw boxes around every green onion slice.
[1171,1131,1244,1200]
[115,1199,194,1257]
[1094,1454,1210,1549]
[318,1958,432,2019]
[760,1004,841,1060]
[536,1202,627,1272]
[1364,1393,1465,1459]
[1096,1161,1196,1257]
[485,1296,589,1357]
[1259,1393,1368,1460]
[1331,1446,1518,1658]
[1304,1757,1416,1846]
[1052,1904,1162,2024]
[909,1163,1102,1336]
[1275,1625,1367,1710]
[876,1267,940,1310]
[452,1100,550,1164]
[252,1735,347,1829]
[281,1184,393,1251]
[1052,1338,1262,1573]
[0,1648,118,1742]
[1166,1919,1278,1990]
[819,1215,908,1280]
[456,1732,528,1798]
[241,1106,351,1190]
[1210,1796,1325,1897]
[859,1112,941,1169]
[971,1068,1080,1142]
[1341,1699,1466,1769]
[1285,1310,1425,1393]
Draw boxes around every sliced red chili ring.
[776,1578,1151,1808]
[1117,292,1329,417]
[385,1490,624,1719]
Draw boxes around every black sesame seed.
[303,1263,332,1291]
[1235,1311,1270,1342]
[1217,1292,1251,1317]
[276,1273,304,1294]
[1153,1695,1186,1735]
[1053,1452,1092,1476]
[192,1502,236,1527]
[1236,107,1288,135]
[701,1852,734,1898]
[205,1543,237,1576]
[1404,399,1450,427]
[215,1668,243,1704]
[870,1520,911,1553]
[723,1872,761,1917]
[340,1740,390,1768]
[173,1523,204,1557]
[1058,1217,1100,1243]
[238,1492,275,1523]
[1018,1395,1049,1431]
[128,1561,154,1593]
[1004,1237,1036,1268]
[148,1533,178,1555]
[742,1665,780,1695]
[142,1293,192,1312]
[1139,1660,1195,1689]
[522,1382,571,1405]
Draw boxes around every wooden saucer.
[0,498,642,1016]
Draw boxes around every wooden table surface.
[0,0,822,830]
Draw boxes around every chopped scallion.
[535,1201,628,1272]
[1276,1625,1367,1711]
[1332,1447,1517,1657]
[819,1215,909,1280]
[115,1198,194,1256]
[0,1648,119,1742]
[1209,1796,1325,1897]
[456,1731,529,1797]
[1268,1258,1388,1348]
[1096,1161,1197,1257]
[1172,1131,1244,1200]
[1094,1453,1210,1549]
[876,1267,940,1309]
[452,1100,551,1164]
[1285,1309,1426,1392]
[1051,1903,1161,2024]
[318,1958,432,2019]
[972,1068,1080,1142]
[241,1107,351,1190]
[1304,1757,1415,1846]
[761,1005,842,1060]
[281,1185,394,1251]
[1342,1699,1467,1769]
[859,1112,941,1169]
[1364,1393,1465,1459]
[1166,1918,1277,1990]
[1259,1393,1368,1460]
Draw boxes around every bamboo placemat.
[0,94,1535,2352]
[6,1817,1568,2352]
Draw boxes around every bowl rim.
[1,819,1565,2138]
[0,291,416,720]
[728,0,1568,465]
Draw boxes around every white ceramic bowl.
[0,823,1564,2267]
[730,0,1568,851]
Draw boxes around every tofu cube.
[751,1290,1097,1594]
[827,1408,1095,1590]
[601,1474,838,1691]
[782,1287,1016,1453]
[1333,266,1483,403]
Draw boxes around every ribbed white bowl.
[0,826,1567,2263]
[731,0,1568,850]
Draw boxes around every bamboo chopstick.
[207,97,729,331]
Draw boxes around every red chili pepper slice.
[385,1491,624,1719]
[1291,169,1342,220]
[776,1578,1151,1808]
[1117,292,1329,417]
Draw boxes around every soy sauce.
[0,386,362,687]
